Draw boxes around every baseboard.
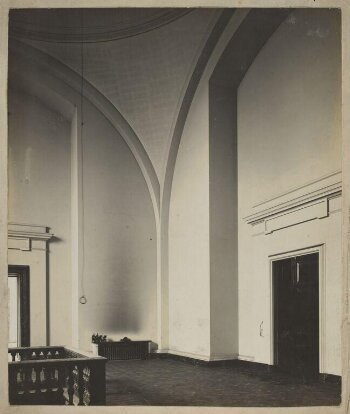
[149,351,342,382]
[237,354,255,362]
[150,350,239,366]
[158,349,238,361]
[166,349,211,361]
[154,348,169,354]
[209,354,239,361]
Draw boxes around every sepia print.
[1,1,348,413]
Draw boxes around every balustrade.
[8,346,106,406]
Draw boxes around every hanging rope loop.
[79,295,87,305]
[79,9,87,305]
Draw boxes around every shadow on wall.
[103,264,142,334]
[81,237,157,343]
[49,235,64,245]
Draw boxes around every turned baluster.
[66,365,75,405]
[82,366,91,405]
[45,365,53,390]
[34,366,42,397]
[56,365,66,404]
[48,365,59,402]
[41,365,49,390]
[77,364,85,405]
[21,366,33,400]
[16,368,26,392]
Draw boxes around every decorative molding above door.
[244,170,341,234]
[8,223,54,251]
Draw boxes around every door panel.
[273,253,319,376]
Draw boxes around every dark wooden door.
[273,253,319,376]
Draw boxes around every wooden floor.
[105,356,341,406]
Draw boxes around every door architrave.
[269,244,325,373]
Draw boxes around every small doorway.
[273,253,319,376]
[8,265,30,347]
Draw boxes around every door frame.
[8,265,30,347]
[269,244,325,373]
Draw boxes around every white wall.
[8,87,158,352]
[8,89,72,346]
[168,84,211,359]
[168,9,341,373]
[209,85,238,359]
[78,100,157,351]
[237,9,342,375]
[167,10,248,360]
[238,9,341,212]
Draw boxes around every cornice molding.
[244,170,342,226]
[8,223,54,242]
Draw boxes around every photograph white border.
[0,1,349,414]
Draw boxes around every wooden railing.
[8,346,106,406]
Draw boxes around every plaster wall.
[168,84,211,359]
[237,9,342,375]
[8,87,158,352]
[8,89,72,346]
[209,84,238,359]
[168,10,249,360]
[78,99,157,351]
[238,9,341,211]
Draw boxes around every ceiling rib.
[9,8,193,43]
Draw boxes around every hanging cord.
[79,9,87,305]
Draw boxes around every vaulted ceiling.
[9,8,220,181]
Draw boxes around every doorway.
[8,265,30,347]
[273,253,319,376]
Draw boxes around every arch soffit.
[162,8,291,219]
[9,38,161,224]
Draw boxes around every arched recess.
[162,8,291,355]
[8,38,160,349]
[9,38,160,225]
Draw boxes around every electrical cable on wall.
[79,9,87,305]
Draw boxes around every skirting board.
[151,351,342,382]
[154,349,238,362]
[169,349,238,362]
